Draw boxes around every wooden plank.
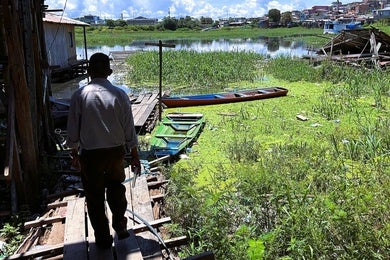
[134,99,158,126]
[24,216,65,229]
[132,217,171,234]
[113,166,143,259]
[149,93,159,100]
[47,201,68,209]
[163,236,188,248]
[63,198,88,260]
[133,99,157,125]
[147,180,169,189]
[150,194,165,202]
[184,251,215,260]
[46,189,83,201]
[5,244,64,260]
[86,206,114,260]
[114,229,143,260]
[148,155,171,166]
[131,175,162,259]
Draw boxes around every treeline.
[103,16,217,31]
[97,9,294,31]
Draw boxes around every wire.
[126,208,173,260]
[47,0,68,54]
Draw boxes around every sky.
[44,0,356,20]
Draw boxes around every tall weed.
[126,50,264,93]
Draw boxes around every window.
[68,32,73,48]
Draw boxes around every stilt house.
[43,13,89,82]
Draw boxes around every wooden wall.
[1,0,56,212]
[44,23,77,67]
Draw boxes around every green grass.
[130,52,390,259]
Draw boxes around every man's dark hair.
[88,52,111,75]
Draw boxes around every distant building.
[374,5,390,19]
[126,16,158,25]
[77,15,104,25]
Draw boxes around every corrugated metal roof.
[43,13,89,26]
[318,28,390,55]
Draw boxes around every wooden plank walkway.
[109,51,139,61]
[10,159,216,260]
[132,92,160,134]
[60,167,167,259]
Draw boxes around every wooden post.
[83,26,88,59]
[145,41,175,121]
[2,0,40,210]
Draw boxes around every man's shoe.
[116,229,130,240]
[95,235,113,249]
[113,217,130,240]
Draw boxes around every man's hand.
[69,148,81,171]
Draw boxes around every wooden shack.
[316,27,390,68]
[43,13,90,82]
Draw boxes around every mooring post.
[145,40,175,121]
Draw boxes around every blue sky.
[45,0,356,20]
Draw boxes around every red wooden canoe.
[161,87,288,108]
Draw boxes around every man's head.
[88,52,112,78]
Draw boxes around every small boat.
[50,97,70,129]
[323,18,362,34]
[161,87,288,108]
[150,113,205,157]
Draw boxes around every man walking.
[66,52,141,248]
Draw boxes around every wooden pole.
[145,41,175,121]
[83,26,88,59]
[2,0,40,210]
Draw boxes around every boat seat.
[155,134,190,139]
[234,93,247,97]
[214,95,224,98]
[163,121,201,125]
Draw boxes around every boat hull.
[161,87,288,108]
[150,113,205,157]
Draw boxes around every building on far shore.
[126,16,158,25]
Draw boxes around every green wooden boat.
[150,113,205,157]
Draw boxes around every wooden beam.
[150,194,165,202]
[184,251,215,260]
[46,188,84,201]
[131,217,171,234]
[24,216,65,229]
[147,180,169,189]
[4,244,63,260]
[148,155,170,166]
[47,201,68,209]
[163,235,188,248]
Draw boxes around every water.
[76,37,314,60]
[53,37,316,98]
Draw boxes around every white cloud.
[44,0,356,19]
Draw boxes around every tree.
[162,16,178,30]
[105,19,115,27]
[281,12,293,27]
[115,19,128,27]
[268,9,281,23]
